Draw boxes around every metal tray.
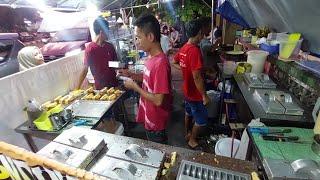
[254,90,285,114]
[177,160,251,180]
[53,127,106,154]
[90,156,159,180]
[244,73,276,89]
[106,143,165,168]
[66,100,113,119]
[254,89,303,115]
[244,73,263,88]
[37,142,94,169]
[263,158,311,180]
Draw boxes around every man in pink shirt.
[119,14,172,144]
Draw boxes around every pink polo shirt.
[136,53,172,131]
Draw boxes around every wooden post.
[222,19,241,45]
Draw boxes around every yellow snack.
[85,93,94,100]
[60,95,70,104]
[93,94,101,100]
[53,95,63,102]
[164,162,171,169]
[41,101,52,108]
[170,152,177,166]
[114,89,122,95]
[85,87,94,94]
[161,169,168,176]
[81,94,89,100]
[251,172,260,180]
[100,94,109,101]
[106,87,115,95]
[42,102,58,110]
[64,95,76,104]
[70,89,84,97]
[59,95,69,104]
[100,87,108,94]
[108,94,116,101]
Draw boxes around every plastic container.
[26,99,43,128]
[33,105,63,131]
[33,111,53,131]
[215,138,241,158]
[267,32,288,41]
[260,43,279,55]
[223,61,237,75]
[114,121,124,135]
[206,90,221,118]
[279,39,302,59]
[247,50,269,73]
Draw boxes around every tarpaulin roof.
[219,0,320,55]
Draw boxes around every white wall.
[0,52,84,149]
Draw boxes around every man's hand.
[124,79,138,91]
[203,94,210,105]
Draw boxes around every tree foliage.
[160,0,211,25]
[178,0,211,21]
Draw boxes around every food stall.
[1,0,320,179]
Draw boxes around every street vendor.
[77,16,118,90]
[118,14,172,144]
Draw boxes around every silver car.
[0,33,24,78]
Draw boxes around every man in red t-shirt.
[77,16,118,90]
[173,19,209,149]
[118,14,172,144]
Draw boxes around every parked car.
[0,33,24,78]
[41,28,91,61]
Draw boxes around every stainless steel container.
[106,143,165,168]
[37,142,94,169]
[53,127,106,157]
[90,156,159,180]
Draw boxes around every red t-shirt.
[84,42,118,90]
[136,53,172,131]
[174,43,203,101]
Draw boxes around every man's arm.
[77,66,88,89]
[124,79,165,106]
[192,70,209,105]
